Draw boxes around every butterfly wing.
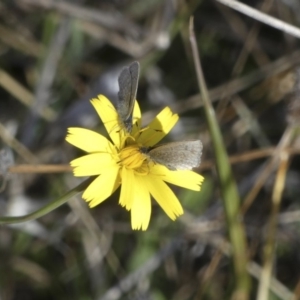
[147,140,202,170]
[117,61,140,132]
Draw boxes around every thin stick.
[6,146,300,174]
[215,0,300,39]
[8,164,72,173]
[201,146,300,170]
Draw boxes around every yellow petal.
[137,107,178,147]
[119,167,134,210]
[90,95,123,147]
[66,128,113,153]
[131,175,151,231]
[151,165,204,191]
[145,175,183,220]
[71,153,117,176]
[131,100,142,136]
[83,165,120,207]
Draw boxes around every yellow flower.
[66,95,204,230]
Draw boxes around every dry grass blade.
[18,0,142,37]
[257,150,290,299]
[0,69,56,121]
[0,122,37,163]
[99,240,182,300]
[241,127,295,214]
[0,23,42,57]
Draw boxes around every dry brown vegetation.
[1,0,300,299]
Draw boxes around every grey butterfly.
[141,140,202,170]
[117,61,140,133]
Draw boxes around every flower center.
[119,145,147,170]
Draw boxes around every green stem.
[0,178,92,225]
[189,18,250,299]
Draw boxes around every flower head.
[66,95,204,230]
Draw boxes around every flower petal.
[137,107,178,147]
[145,175,183,220]
[131,176,151,231]
[90,95,123,148]
[151,165,204,191]
[131,100,142,136]
[83,165,120,207]
[66,128,113,153]
[71,153,117,176]
[119,167,134,210]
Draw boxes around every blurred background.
[1,0,300,299]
